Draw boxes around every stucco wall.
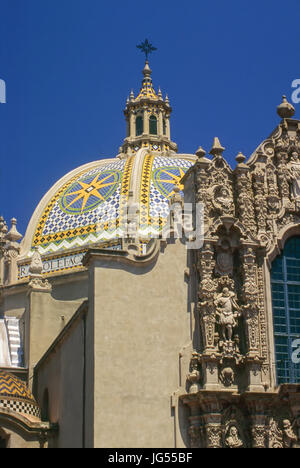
[89,240,192,448]
[35,313,85,448]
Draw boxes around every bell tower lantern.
[121,42,177,155]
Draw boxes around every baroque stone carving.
[183,108,300,447]
[290,151,300,199]
[219,367,235,387]
[268,418,300,448]
[214,286,240,343]
[225,425,244,448]
[215,239,233,277]
[187,352,201,393]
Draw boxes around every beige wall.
[88,240,192,448]
[35,313,85,448]
[27,289,84,382]
[33,240,193,448]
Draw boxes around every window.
[271,236,300,384]
[149,115,157,135]
[136,116,143,136]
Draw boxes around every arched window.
[271,236,300,384]
[136,115,143,136]
[149,115,157,135]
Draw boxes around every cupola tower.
[121,60,178,155]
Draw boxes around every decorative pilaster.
[4,218,22,285]
[201,397,222,448]
[0,217,8,286]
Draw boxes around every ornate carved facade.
[181,97,300,448]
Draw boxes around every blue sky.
[0,0,299,236]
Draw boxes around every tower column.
[0,217,7,286]
[158,111,163,136]
[166,117,171,140]
[130,112,135,138]
[143,108,149,135]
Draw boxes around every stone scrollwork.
[205,425,222,449]
[251,425,267,449]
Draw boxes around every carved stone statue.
[220,367,235,387]
[282,420,298,448]
[290,152,300,199]
[214,287,240,342]
[214,187,234,213]
[225,426,244,448]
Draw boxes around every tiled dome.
[29,152,195,256]
[0,370,41,419]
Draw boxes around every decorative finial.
[136,39,157,61]
[6,218,22,243]
[158,87,163,99]
[165,94,170,106]
[130,89,134,101]
[277,95,295,119]
[142,60,152,78]
[195,146,206,159]
[235,152,247,165]
[210,137,225,158]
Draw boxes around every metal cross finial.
[136,39,157,61]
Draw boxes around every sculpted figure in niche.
[290,152,300,199]
[225,426,244,448]
[214,287,240,342]
[282,420,299,448]
[214,187,234,213]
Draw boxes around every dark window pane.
[136,116,143,136]
[149,115,157,135]
[271,236,300,384]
